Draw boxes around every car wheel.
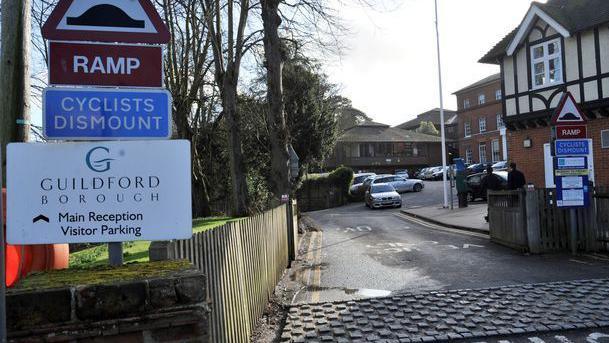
[467,192,474,202]
[413,183,423,192]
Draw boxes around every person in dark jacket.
[481,166,503,222]
[481,166,503,194]
[507,162,526,190]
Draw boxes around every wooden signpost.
[551,92,591,255]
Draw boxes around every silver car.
[365,183,402,209]
[350,172,376,194]
[370,175,424,193]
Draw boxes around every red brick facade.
[455,76,506,165]
[507,117,609,187]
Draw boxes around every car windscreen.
[371,184,394,193]
[353,175,369,184]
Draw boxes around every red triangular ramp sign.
[42,0,170,44]
[552,92,588,124]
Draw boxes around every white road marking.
[570,259,594,265]
[463,244,485,249]
[554,335,574,343]
[583,253,609,262]
[393,213,489,239]
[528,338,546,343]
[445,244,460,249]
[588,333,609,342]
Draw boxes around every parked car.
[368,175,424,193]
[466,171,508,202]
[395,169,409,179]
[466,163,490,175]
[365,183,402,209]
[491,161,509,171]
[362,174,388,193]
[414,167,429,179]
[350,172,376,194]
[421,166,441,180]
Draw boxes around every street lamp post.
[434,0,449,209]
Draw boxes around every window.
[479,118,487,133]
[531,39,562,88]
[496,114,504,129]
[495,90,502,100]
[465,148,473,165]
[464,122,471,137]
[479,143,487,164]
[478,94,486,105]
[463,99,470,109]
[602,130,609,149]
[492,139,501,162]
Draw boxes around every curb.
[399,209,490,236]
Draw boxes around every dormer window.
[531,39,562,89]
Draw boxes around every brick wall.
[456,78,505,164]
[8,266,209,342]
[507,117,609,187]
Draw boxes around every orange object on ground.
[3,188,69,287]
[5,244,21,287]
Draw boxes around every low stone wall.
[8,267,209,342]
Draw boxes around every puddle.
[305,285,391,298]
[354,288,392,297]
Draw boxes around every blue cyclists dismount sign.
[555,139,590,156]
[43,88,172,140]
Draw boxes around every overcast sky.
[326,0,541,126]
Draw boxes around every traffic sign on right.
[551,92,591,208]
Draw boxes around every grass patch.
[69,217,238,269]
[13,260,193,291]
[193,217,239,233]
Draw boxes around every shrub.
[296,166,354,211]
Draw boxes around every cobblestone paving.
[281,279,609,342]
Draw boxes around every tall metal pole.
[434,0,449,209]
[0,150,6,343]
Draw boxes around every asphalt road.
[295,185,609,303]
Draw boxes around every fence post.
[286,200,296,266]
[585,185,598,252]
[525,187,541,254]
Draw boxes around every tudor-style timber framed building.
[481,0,609,186]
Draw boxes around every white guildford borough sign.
[6,140,192,244]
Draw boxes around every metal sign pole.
[570,208,577,255]
[0,149,6,343]
[108,242,123,266]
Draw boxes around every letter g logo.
[86,146,114,173]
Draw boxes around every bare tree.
[0,0,32,182]
[160,0,218,218]
[260,0,290,199]
[202,0,262,216]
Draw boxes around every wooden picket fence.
[489,188,607,253]
[164,204,295,342]
[593,186,609,250]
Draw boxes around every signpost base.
[570,208,578,255]
[108,242,124,266]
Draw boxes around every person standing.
[481,166,503,222]
[507,162,526,190]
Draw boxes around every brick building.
[453,74,507,165]
[480,0,609,187]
